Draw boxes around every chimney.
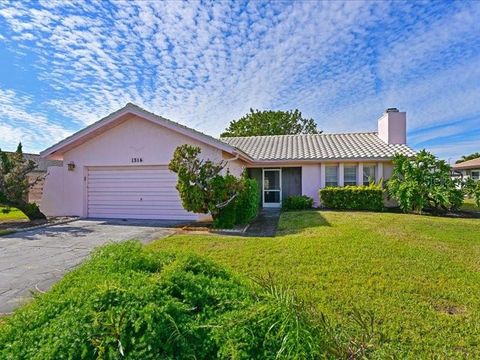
[377,108,406,144]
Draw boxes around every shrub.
[319,185,384,211]
[283,195,314,211]
[235,177,259,224]
[214,177,259,228]
[0,241,355,359]
[387,150,463,213]
[22,202,44,220]
[463,178,480,208]
[213,200,237,228]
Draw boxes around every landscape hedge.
[319,185,384,211]
[283,195,314,211]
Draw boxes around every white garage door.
[87,166,196,220]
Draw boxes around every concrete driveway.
[0,219,183,314]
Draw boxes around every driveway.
[0,219,183,314]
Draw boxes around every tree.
[455,152,480,164]
[387,150,463,213]
[0,143,46,220]
[168,144,241,222]
[220,108,321,137]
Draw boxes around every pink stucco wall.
[40,166,65,216]
[301,164,322,206]
[41,116,245,218]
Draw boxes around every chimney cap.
[385,107,399,113]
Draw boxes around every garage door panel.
[87,167,196,220]
[88,193,180,204]
[88,201,186,208]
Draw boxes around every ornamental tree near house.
[168,144,242,223]
[387,150,463,213]
[0,143,46,220]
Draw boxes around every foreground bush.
[283,195,314,211]
[320,184,384,211]
[0,241,360,359]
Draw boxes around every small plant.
[283,195,314,211]
[319,184,384,211]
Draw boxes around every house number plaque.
[131,157,143,163]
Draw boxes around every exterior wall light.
[67,161,76,171]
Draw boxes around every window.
[472,170,480,181]
[325,166,338,187]
[363,165,376,185]
[344,165,357,186]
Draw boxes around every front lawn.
[0,206,28,222]
[149,211,480,358]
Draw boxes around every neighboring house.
[40,104,415,220]
[452,157,480,181]
[3,152,62,205]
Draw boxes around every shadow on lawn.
[276,210,331,236]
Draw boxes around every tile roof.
[452,157,480,170]
[221,132,416,161]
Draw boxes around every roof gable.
[41,103,249,160]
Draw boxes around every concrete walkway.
[245,208,281,237]
[0,219,183,314]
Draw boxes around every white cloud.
[0,0,478,159]
[0,88,72,152]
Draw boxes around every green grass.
[461,198,480,212]
[148,210,480,358]
[0,206,27,222]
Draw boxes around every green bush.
[214,177,259,228]
[387,150,463,213]
[22,202,44,220]
[235,178,259,224]
[213,200,237,228]
[319,185,384,211]
[283,195,314,211]
[0,241,348,359]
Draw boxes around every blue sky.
[0,0,479,162]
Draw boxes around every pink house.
[40,104,415,220]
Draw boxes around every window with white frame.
[325,166,338,187]
[472,170,480,180]
[363,165,376,185]
[344,165,357,186]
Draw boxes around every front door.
[263,169,282,207]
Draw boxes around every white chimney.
[377,108,406,144]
